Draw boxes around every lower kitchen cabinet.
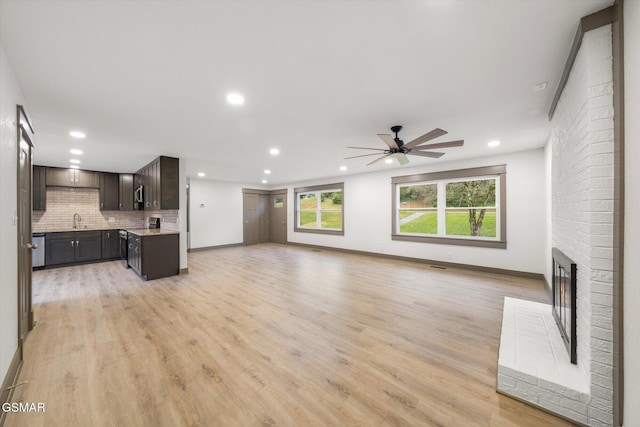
[45,232,76,265]
[128,233,179,280]
[101,230,120,259]
[45,230,102,266]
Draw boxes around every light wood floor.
[5,244,576,427]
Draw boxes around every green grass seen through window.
[399,210,496,237]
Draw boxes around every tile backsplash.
[32,187,179,232]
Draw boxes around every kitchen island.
[127,229,179,280]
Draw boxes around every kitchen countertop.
[33,227,179,235]
[33,227,122,233]
[126,229,180,237]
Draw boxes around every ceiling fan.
[346,125,464,166]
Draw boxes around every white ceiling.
[0,0,611,186]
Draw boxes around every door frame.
[17,105,35,345]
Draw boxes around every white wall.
[179,157,188,269]
[287,148,547,275]
[544,138,553,288]
[623,1,640,425]
[188,179,246,248]
[0,47,24,387]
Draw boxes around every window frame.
[294,182,344,236]
[391,165,506,249]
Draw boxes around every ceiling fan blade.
[413,140,464,150]
[377,134,399,149]
[391,152,410,165]
[346,146,387,151]
[409,150,445,158]
[345,153,385,159]
[367,154,390,166]
[404,128,448,149]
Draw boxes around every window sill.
[392,234,506,249]
[294,227,344,236]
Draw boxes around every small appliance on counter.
[148,217,161,229]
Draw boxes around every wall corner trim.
[548,5,616,120]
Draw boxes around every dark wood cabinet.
[45,167,99,188]
[119,173,134,210]
[75,231,102,262]
[137,156,179,210]
[128,232,179,280]
[76,170,100,188]
[45,232,76,266]
[101,230,120,259]
[33,165,46,211]
[99,172,120,210]
[45,231,102,265]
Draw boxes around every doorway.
[242,188,288,245]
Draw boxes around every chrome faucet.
[73,213,81,229]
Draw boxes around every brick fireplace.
[498,23,615,426]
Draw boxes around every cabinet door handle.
[76,240,79,246]
[71,240,74,247]
[101,203,104,208]
[119,203,122,208]
[107,232,110,238]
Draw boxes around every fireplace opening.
[552,248,577,364]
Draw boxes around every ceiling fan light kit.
[347,125,464,166]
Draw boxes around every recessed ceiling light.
[70,131,85,138]
[269,148,280,155]
[385,158,393,164]
[261,179,268,184]
[70,149,83,155]
[488,140,501,148]
[69,165,79,169]
[533,82,548,91]
[70,159,80,164]
[264,169,271,175]
[226,93,245,105]
[339,166,347,171]
[198,172,205,177]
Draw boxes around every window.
[294,183,344,235]
[392,165,506,248]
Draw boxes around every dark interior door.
[17,106,35,347]
[243,193,259,245]
[270,191,287,243]
[258,194,270,243]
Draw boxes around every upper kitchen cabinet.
[119,173,134,211]
[137,156,179,210]
[99,172,120,210]
[33,165,46,211]
[46,167,99,188]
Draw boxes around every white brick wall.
[549,24,614,425]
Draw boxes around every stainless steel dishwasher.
[32,233,45,269]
